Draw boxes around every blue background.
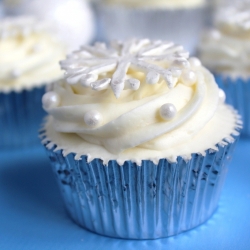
[1,139,250,250]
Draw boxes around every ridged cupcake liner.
[94,4,207,55]
[43,129,240,239]
[0,86,46,149]
[215,74,250,137]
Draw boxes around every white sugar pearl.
[42,91,60,110]
[219,89,226,103]
[189,57,202,68]
[84,110,103,127]
[180,70,197,86]
[160,103,177,120]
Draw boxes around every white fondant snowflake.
[60,39,190,98]
[0,17,47,39]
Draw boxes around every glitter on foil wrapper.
[42,129,240,239]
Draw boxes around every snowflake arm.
[111,60,131,98]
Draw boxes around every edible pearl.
[219,89,226,103]
[42,91,61,110]
[180,70,197,86]
[84,110,103,128]
[189,57,202,68]
[160,103,177,120]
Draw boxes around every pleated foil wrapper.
[43,130,240,239]
[0,86,46,149]
[215,74,250,137]
[94,4,207,55]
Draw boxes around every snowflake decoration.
[216,1,250,33]
[60,39,191,98]
[0,16,48,40]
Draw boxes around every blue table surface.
[1,139,250,250]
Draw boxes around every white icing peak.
[60,39,195,98]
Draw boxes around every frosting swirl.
[42,39,239,163]
[0,17,65,93]
[199,3,250,76]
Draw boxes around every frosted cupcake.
[41,39,241,239]
[0,17,65,148]
[199,2,250,136]
[94,0,207,55]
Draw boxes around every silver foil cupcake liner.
[43,129,240,239]
[215,74,250,137]
[94,4,207,55]
[0,86,46,149]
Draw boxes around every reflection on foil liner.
[94,4,207,55]
[0,86,46,148]
[215,74,250,137]
[43,129,240,239]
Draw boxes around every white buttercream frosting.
[103,0,205,9]
[0,17,65,93]
[199,2,250,76]
[42,39,241,164]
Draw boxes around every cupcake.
[0,17,65,148]
[94,0,207,55]
[41,39,241,239]
[199,2,250,136]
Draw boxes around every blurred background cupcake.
[199,1,250,137]
[0,16,66,149]
[2,0,95,52]
[93,0,208,55]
